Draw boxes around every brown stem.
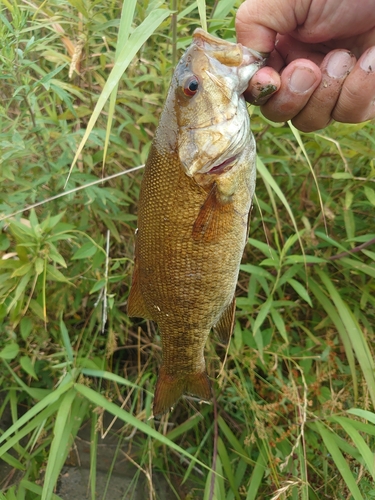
[209,392,219,500]
[307,236,375,266]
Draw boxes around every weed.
[1,1,375,499]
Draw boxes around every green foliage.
[1,0,375,499]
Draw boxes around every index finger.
[235,0,302,51]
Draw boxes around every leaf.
[11,262,33,277]
[253,296,273,338]
[89,278,106,295]
[0,343,19,360]
[34,257,44,275]
[71,242,97,260]
[46,265,71,284]
[20,317,33,340]
[271,308,288,343]
[60,316,73,364]
[284,255,326,265]
[240,264,273,279]
[364,186,375,206]
[20,356,38,380]
[340,257,375,279]
[287,278,312,306]
[48,243,67,268]
[347,408,375,426]
[248,237,279,261]
[331,172,353,179]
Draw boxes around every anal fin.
[213,297,236,344]
[153,367,212,416]
[127,259,151,319]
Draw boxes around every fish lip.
[192,28,265,68]
[206,155,238,175]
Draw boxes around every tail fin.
[153,367,212,417]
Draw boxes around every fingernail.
[252,83,278,104]
[289,67,318,93]
[326,51,355,78]
[360,46,375,73]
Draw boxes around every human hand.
[236,0,375,131]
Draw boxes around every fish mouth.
[207,155,238,175]
[193,28,265,67]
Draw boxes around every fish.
[127,28,264,416]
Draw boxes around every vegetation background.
[1,0,375,499]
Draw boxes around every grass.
[1,0,375,499]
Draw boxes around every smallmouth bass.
[128,29,264,416]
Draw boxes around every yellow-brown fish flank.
[127,29,264,416]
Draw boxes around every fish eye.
[183,75,199,96]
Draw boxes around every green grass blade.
[332,416,375,481]
[217,437,240,500]
[117,0,137,48]
[288,122,326,231]
[246,444,267,500]
[89,412,98,500]
[2,361,53,401]
[0,376,74,444]
[65,8,171,186]
[41,389,77,500]
[0,400,60,458]
[60,315,73,364]
[257,157,304,256]
[348,408,375,425]
[203,455,224,500]
[197,0,207,31]
[217,416,248,459]
[314,422,364,500]
[81,368,149,392]
[316,268,375,407]
[74,383,213,473]
[102,0,137,169]
[20,480,63,500]
[308,278,358,401]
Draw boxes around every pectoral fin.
[213,297,236,344]
[192,184,231,241]
[127,259,151,319]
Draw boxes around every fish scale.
[128,29,264,416]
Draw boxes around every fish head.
[171,29,264,190]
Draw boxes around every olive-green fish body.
[128,29,264,416]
